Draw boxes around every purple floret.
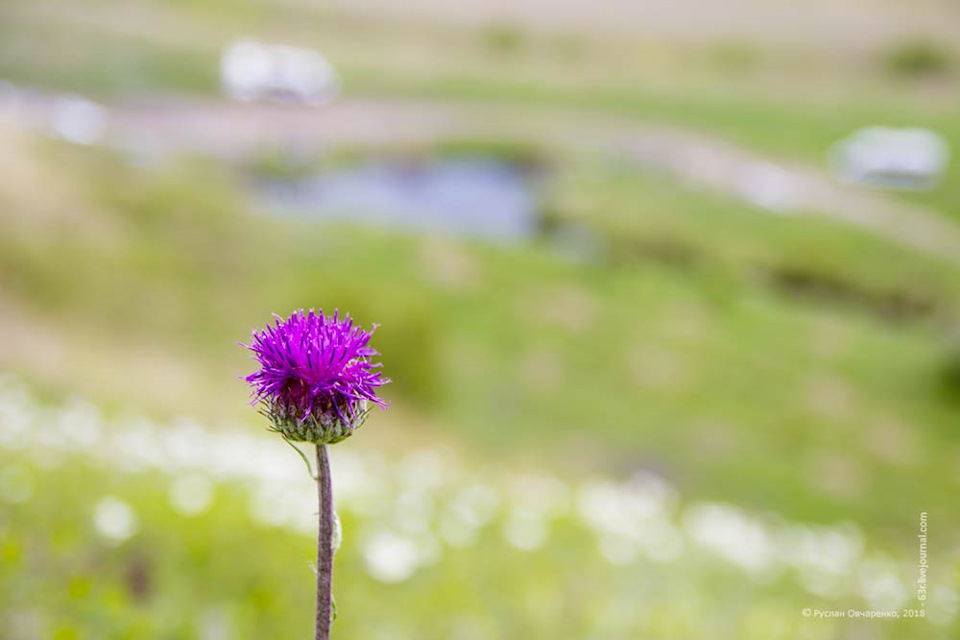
[243,309,388,427]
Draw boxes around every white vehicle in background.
[220,39,341,105]
[828,126,949,191]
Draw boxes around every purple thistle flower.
[243,309,389,444]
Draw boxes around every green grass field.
[2,125,958,637]
[1,1,959,637]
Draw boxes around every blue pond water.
[255,158,539,242]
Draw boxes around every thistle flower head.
[243,309,388,444]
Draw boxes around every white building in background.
[829,127,949,191]
[220,39,341,105]
[48,95,108,145]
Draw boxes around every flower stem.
[315,444,334,640]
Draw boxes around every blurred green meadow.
[1,0,959,638]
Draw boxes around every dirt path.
[303,0,960,51]
[9,95,960,265]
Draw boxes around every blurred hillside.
[1,1,959,638]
